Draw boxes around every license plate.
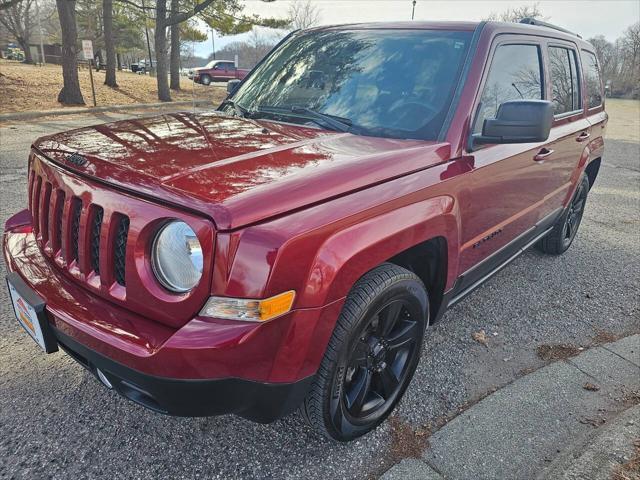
[6,272,57,353]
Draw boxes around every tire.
[301,263,429,442]
[537,173,590,255]
[201,74,211,86]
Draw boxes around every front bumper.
[55,327,313,421]
[4,210,344,420]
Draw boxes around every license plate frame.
[6,272,58,353]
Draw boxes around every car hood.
[34,112,451,230]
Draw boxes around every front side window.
[227,29,472,140]
[548,46,582,115]
[473,44,543,133]
[581,50,603,108]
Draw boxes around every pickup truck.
[192,60,250,85]
[3,19,605,442]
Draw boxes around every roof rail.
[519,17,582,38]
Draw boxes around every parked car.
[192,59,249,85]
[130,61,150,74]
[4,19,605,442]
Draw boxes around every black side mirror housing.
[227,79,241,95]
[471,100,554,149]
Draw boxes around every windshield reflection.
[226,29,471,140]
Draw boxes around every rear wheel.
[301,263,428,442]
[538,174,590,255]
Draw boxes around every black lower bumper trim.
[54,329,314,423]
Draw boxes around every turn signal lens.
[199,291,296,322]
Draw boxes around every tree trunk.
[17,38,33,63]
[55,0,84,105]
[169,0,180,91]
[154,0,170,101]
[117,52,122,70]
[103,0,117,87]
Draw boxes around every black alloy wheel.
[561,178,588,249]
[341,299,420,420]
[302,263,428,441]
[537,173,590,255]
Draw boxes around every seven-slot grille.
[28,170,130,288]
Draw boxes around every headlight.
[152,221,203,292]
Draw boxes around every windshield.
[225,29,472,140]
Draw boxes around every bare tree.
[169,0,179,90]
[588,35,618,88]
[287,0,320,30]
[0,0,35,63]
[0,0,23,10]
[56,0,85,104]
[103,0,117,86]
[485,2,546,23]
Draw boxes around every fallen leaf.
[472,330,488,346]
[583,382,600,391]
[579,416,606,427]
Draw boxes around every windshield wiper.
[220,99,249,118]
[255,105,355,133]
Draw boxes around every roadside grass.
[612,439,640,480]
[0,59,226,114]
[606,98,640,143]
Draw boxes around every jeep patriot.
[4,19,606,441]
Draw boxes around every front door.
[457,39,553,286]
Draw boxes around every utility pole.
[411,0,417,20]
[211,28,215,60]
[141,0,153,69]
[34,0,45,64]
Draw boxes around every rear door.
[539,40,591,212]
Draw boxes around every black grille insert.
[90,207,104,274]
[54,191,65,250]
[70,198,82,262]
[113,216,129,286]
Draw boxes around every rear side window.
[581,50,603,108]
[548,46,582,115]
[474,44,543,133]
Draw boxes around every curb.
[543,404,640,480]
[381,334,640,480]
[0,99,214,122]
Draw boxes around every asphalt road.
[0,112,638,480]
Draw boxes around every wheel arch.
[387,236,448,324]
[296,196,458,310]
[585,157,601,190]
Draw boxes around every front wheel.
[537,174,590,255]
[301,263,428,442]
[200,74,211,86]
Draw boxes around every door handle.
[534,148,554,161]
[576,131,591,142]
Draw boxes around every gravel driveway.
[0,110,638,480]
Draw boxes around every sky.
[191,0,640,59]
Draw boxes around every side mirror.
[471,100,553,148]
[227,79,241,95]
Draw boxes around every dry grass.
[612,439,640,480]
[606,98,640,143]
[0,59,226,114]
[536,344,583,361]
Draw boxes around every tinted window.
[228,29,472,140]
[549,46,581,115]
[474,44,543,133]
[581,50,602,108]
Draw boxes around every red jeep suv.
[4,19,605,441]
